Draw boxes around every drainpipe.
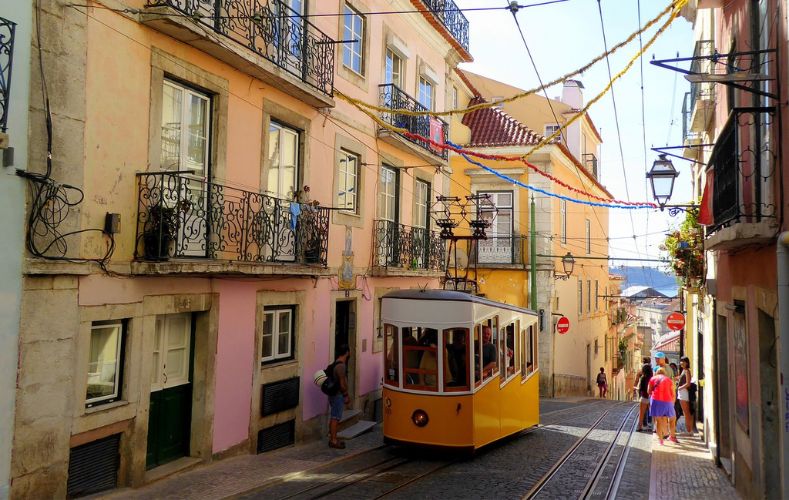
[778,232,789,500]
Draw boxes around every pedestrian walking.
[648,366,677,445]
[327,344,351,449]
[654,352,678,439]
[596,367,608,398]
[635,361,652,432]
[677,356,696,435]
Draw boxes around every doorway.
[334,300,356,401]
[146,313,194,469]
[716,314,732,473]
[758,310,780,499]
[586,343,591,395]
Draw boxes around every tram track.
[523,402,639,500]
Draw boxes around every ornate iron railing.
[378,84,448,160]
[0,17,16,133]
[145,0,334,96]
[689,40,714,112]
[135,171,329,265]
[475,235,525,265]
[373,219,444,272]
[420,0,469,52]
[582,153,598,178]
[707,107,777,232]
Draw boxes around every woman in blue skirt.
[648,366,677,445]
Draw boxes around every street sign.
[667,312,685,331]
[557,316,570,334]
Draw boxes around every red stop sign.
[557,316,570,334]
[667,312,685,331]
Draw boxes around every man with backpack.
[327,344,351,449]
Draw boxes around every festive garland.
[336,0,686,118]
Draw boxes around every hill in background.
[609,265,679,297]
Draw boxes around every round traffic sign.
[667,312,685,331]
[557,316,570,334]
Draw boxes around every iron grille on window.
[0,17,16,133]
[373,219,444,271]
[135,171,329,265]
[378,84,448,160]
[145,0,335,96]
[419,0,469,52]
[582,153,598,178]
[476,235,525,265]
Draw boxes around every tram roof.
[382,289,537,316]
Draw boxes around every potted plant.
[143,203,178,261]
[661,208,704,288]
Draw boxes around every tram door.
[334,300,357,403]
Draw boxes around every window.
[475,317,499,385]
[262,306,295,363]
[160,80,211,175]
[414,179,430,229]
[342,5,364,74]
[402,327,438,391]
[443,328,470,391]
[151,313,192,390]
[384,323,399,386]
[560,200,567,244]
[378,166,398,222]
[522,325,537,375]
[587,280,592,313]
[337,150,359,213]
[384,48,402,87]
[545,124,561,143]
[578,280,583,315]
[501,322,517,380]
[595,281,599,311]
[267,122,299,200]
[585,219,591,254]
[86,320,125,407]
[479,191,513,263]
[418,77,433,110]
[452,86,458,109]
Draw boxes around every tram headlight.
[411,409,429,427]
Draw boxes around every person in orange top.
[648,366,678,445]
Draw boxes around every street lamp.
[646,154,697,216]
[554,252,575,280]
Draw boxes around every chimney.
[561,80,584,109]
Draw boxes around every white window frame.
[418,77,434,110]
[452,86,458,109]
[585,219,591,254]
[595,280,599,311]
[342,5,364,74]
[561,200,567,244]
[160,79,211,175]
[338,150,360,213]
[384,48,403,88]
[578,280,583,315]
[545,124,561,143]
[261,306,295,363]
[151,313,192,391]
[86,321,124,407]
[415,179,430,229]
[378,165,398,222]
[268,121,300,200]
[587,280,592,313]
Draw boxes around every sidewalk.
[648,428,740,499]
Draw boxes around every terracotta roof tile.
[461,98,543,147]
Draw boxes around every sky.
[453,0,695,270]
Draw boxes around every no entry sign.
[557,316,570,334]
[667,312,686,331]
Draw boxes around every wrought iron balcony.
[582,153,598,179]
[0,17,16,134]
[475,235,525,266]
[706,107,777,246]
[135,171,329,266]
[373,219,444,273]
[144,0,334,96]
[420,0,470,52]
[378,84,448,160]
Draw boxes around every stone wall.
[552,374,590,398]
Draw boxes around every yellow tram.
[381,289,540,450]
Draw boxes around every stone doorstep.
[143,456,203,485]
[338,408,362,427]
[337,420,377,440]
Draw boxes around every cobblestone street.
[96,399,738,499]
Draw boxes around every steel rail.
[580,404,639,499]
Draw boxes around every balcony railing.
[420,0,470,52]
[582,153,598,178]
[373,219,444,272]
[135,171,329,266]
[475,235,525,265]
[681,91,691,143]
[0,17,16,133]
[707,107,777,233]
[145,0,334,96]
[689,40,714,112]
[378,84,448,160]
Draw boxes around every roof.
[382,289,537,316]
[461,97,544,147]
[622,286,669,299]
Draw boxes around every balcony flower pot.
[143,204,178,261]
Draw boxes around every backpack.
[320,361,341,396]
[597,372,606,384]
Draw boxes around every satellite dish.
[448,247,469,270]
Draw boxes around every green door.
[147,313,194,469]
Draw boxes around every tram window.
[503,323,516,378]
[402,327,438,391]
[384,324,399,386]
[443,328,469,391]
[475,318,499,385]
[523,325,537,375]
